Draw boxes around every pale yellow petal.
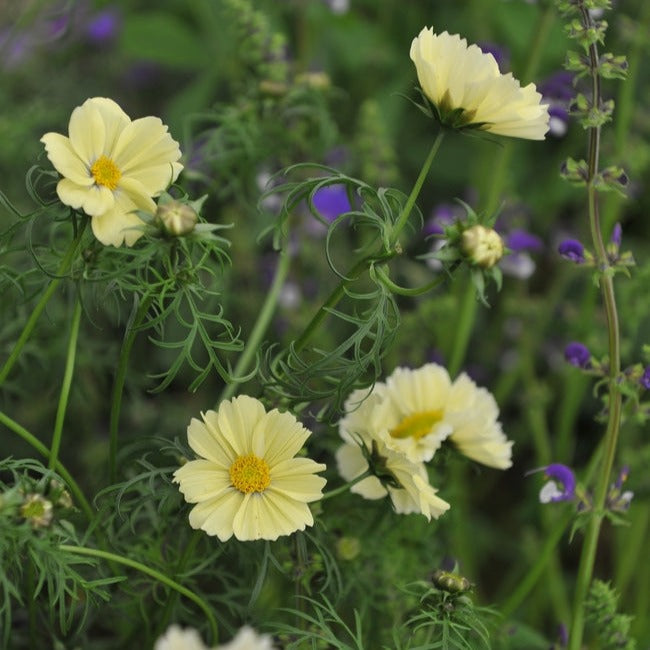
[57,178,114,216]
[40,133,93,186]
[214,396,266,457]
[335,443,386,500]
[187,416,234,467]
[173,459,231,502]
[112,116,182,179]
[256,409,310,465]
[270,458,327,501]
[124,163,181,196]
[90,190,149,247]
[188,489,242,541]
[68,99,106,163]
[89,97,131,153]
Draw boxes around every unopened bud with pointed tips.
[461,225,504,269]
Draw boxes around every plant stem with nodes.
[568,6,623,649]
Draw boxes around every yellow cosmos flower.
[173,396,326,542]
[41,97,183,247]
[410,27,549,139]
[335,436,450,521]
[340,366,454,463]
[446,373,513,469]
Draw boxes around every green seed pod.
[431,569,472,593]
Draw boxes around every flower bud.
[156,201,198,236]
[20,494,53,529]
[336,536,361,561]
[461,225,504,268]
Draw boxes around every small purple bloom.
[564,342,591,368]
[539,71,575,102]
[610,222,622,247]
[538,464,576,503]
[614,465,629,489]
[506,229,543,253]
[640,365,650,390]
[423,203,457,236]
[558,239,585,263]
[312,185,352,222]
[86,8,121,44]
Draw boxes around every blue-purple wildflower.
[539,71,575,138]
[312,185,352,222]
[533,464,576,504]
[558,239,585,263]
[610,222,622,248]
[86,8,121,44]
[564,342,591,369]
[640,366,650,390]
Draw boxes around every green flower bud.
[336,537,361,561]
[20,493,53,529]
[461,225,504,269]
[156,201,199,237]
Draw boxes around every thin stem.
[372,263,457,297]
[320,470,372,502]
[500,512,573,619]
[293,134,443,356]
[448,277,477,377]
[109,294,153,482]
[49,298,82,470]
[389,131,444,247]
[59,544,219,644]
[568,7,623,649]
[0,409,93,520]
[0,228,84,386]
[220,246,291,403]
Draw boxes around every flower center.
[90,155,121,190]
[229,454,271,494]
[389,410,444,440]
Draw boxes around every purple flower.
[539,71,575,138]
[548,105,570,137]
[506,229,543,253]
[564,342,591,368]
[86,8,121,44]
[610,222,622,247]
[614,465,629,489]
[312,185,352,222]
[536,464,576,503]
[423,203,458,236]
[558,239,585,263]
[640,365,650,390]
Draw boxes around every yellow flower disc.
[389,410,443,440]
[229,454,271,494]
[90,155,121,190]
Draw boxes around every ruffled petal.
[68,99,106,163]
[173,459,231,502]
[40,133,92,186]
[188,489,242,541]
[90,190,151,246]
[57,178,114,216]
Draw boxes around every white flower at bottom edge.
[335,436,450,520]
[154,624,210,650]
[217,626,276,650]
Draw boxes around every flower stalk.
[567,5,624,649]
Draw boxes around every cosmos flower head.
[173,396,326,542]
[154,625,210,650]
[410,27,549,139]
[41,97,183,246]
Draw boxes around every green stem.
[59,544,219,644]
[220,246,291,404]
[49,298,82,470]
[109,294,153,482]
[0,228,84,387]
[389,131,444,247]
[0,409,93,520]
[568,8,623,649]
[500,512,573,619]
[320,470,372,502]
[292,133,444,357]
[448,277,478,377]
[372,264,456,297]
